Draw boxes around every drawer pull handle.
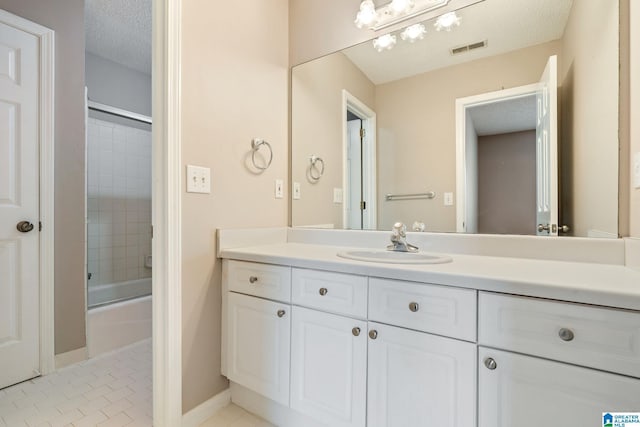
[408,302,419,312]
[368,330,378,340]
[484,357,497,370]
[277,309,286,318]
[352,327,361,337]
[558,328,574,342]
[249,276,259,284]
[319,287,328,296]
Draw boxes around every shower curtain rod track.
[87,100,152,124]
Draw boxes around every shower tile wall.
[87,118,152,288]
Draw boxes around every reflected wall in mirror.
[291,0,620,238]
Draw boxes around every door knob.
[16,221,34,233]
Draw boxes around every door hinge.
[39,221,42,232]
[360,201,366,210]
[360,128,365,138]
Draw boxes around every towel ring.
[251,138,273,170]
[309,155,325,181]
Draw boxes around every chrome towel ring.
[251,138,273,170]
[309,155,325,181]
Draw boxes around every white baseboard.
[182,388,231,427]
[55,346,87,369]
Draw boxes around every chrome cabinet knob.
[352,327,361,337]
[537,224,550,233]
[319,287,328,296]
[558,328,574,342]
[368,330,378,340]
[277,309,285,318]
[408,302,419,312]
[16,221,34,233]
[484,357,497,370]
[249,276,258,284]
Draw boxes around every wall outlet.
[444,192,454,206]
[634,152,640,189]
[186,165,211,194]
[275,179,284,199]
[333,188,343,204]
[293,182,301,200]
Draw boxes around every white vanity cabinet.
[478,292,640,426]
[367,322,477,427]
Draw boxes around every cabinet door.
[291,306,367,427]
[367,322,476,427]
[227,292,290,405]
[479,347,640,427]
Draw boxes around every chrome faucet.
[387,222,419,253]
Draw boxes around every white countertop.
[220,242,640,311]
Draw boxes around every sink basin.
[336,250,452,264]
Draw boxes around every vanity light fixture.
[389,0,415,16]
[400,23,427,42]
[373,33,398,52]
[434,11,461,31]
[354,0,379,29]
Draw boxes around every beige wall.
[181,0,289,413]
[560,0,619,237]
[291,53,375,228]
[631,0,640,237]
[375,41,561,231]
[477,131,536,235]
[0,0,87,354]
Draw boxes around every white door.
[290,306,367,427]
[478,348,640,427]
[347,120,363,229]
[226,292,290,405]
[367,322,476,427]
[536,55,558,236]
[0,18,40,389]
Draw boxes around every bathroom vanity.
[219,228,640,427]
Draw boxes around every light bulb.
[400,23,426,42]
[434,12,461,31]
[354,0,379,29]
[372,34,397,52]
[389,0,415,16]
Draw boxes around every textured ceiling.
[343,0,573,84]
[85,0,152,75]
[468,94,536,136]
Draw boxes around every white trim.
[152,0,183,426]
[455,83,540,233]
[341,90,377,230]
[54,347,87,369]
[0,8,57,378]
[182,388,232,427]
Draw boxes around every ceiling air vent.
[450,40,488,56]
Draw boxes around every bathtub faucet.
[387,222,419,253]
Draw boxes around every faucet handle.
[392,222,407,237]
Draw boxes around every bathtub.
[87,281,152,357]
[88,277,152,308]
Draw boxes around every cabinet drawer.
[479,292,640,378]
[292,268,368,318]
[225,260,291,302]
[369,278,477,342]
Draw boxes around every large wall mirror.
[291,0,620,238]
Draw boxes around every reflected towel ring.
[251,138,273,170]
[309,155,325,181]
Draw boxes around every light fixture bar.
[370,0,483,30]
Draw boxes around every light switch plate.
[186,165,211,194]
[275,179,284,199]
[333,188,343,204]
[444,192,454,206]
[634,152,640,189]
[293,182,301,200]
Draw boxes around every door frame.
[152,0,183,426]
[341,90,377,230]
[454,83,540,233]
[0,9,56,377]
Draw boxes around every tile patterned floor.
[0,339,152,427]
[199,404,275,427]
